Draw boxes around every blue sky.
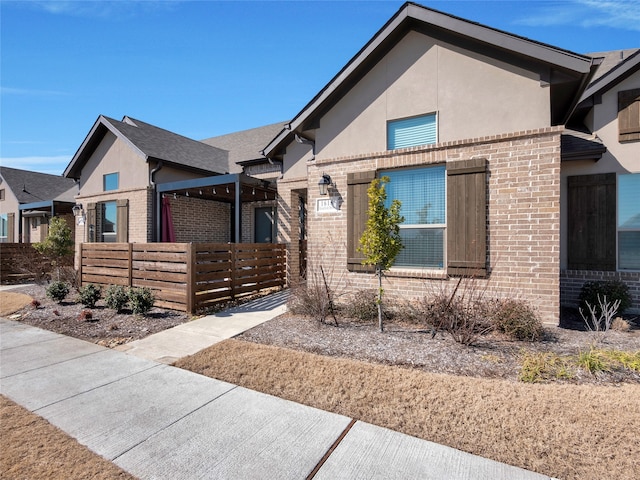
[1,0,639,175]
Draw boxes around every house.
[63,115,282,266]
[561,49,640,308]
[261,2,639,324]
[0,166,77,243]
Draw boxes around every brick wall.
[561,270,640,313]
[169,195,230,243]
[282,127,563,324]
[276,177,308,283]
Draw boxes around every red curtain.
[161,196,176,242]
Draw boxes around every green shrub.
[104,285,129,312]
[341,289,378,321]
[46,281,70,303]
[78,283,101,308]
[576,348,612,375]
[579,280,631,317]
[492,299,544,341]
[128,287,155,315]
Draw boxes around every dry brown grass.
[0,395,136,480]
[0,291,32,316]
[176,338,640,480]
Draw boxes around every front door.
[254,207,275,243]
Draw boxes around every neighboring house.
[262,2,616,324]
[63,115,281,267]
[0,166,77,243]
[561,49,640,307]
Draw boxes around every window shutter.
[447,158,487,277]
[39,221,48,241]
[567,174,616,271]
[86,203,97,243]
[618,89,640,142]
[116,199,129,243]
[7,212,15,242]
[347,171,376,272]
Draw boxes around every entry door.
[254,207,275,243]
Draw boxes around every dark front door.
[254,207,274,243]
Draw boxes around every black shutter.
[567,174,616,270]
[347,171,376,272]
[447,158,487,277]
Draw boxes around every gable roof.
[263,1,598,159]
[201,122,286,172]
[64,115,229,179]
[580,49,640,101]
[0,166,77,204]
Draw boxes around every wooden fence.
[0,243,72,283]
[80,242,286,313]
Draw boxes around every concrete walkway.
[0,293,556,479]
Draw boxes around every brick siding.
[279,128,563,324]
[561,270,640,313]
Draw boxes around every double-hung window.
[387,113,437,150]
[381,165,446,268]
[101,201,117,242]
[618,173,640,270]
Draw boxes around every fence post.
[230,243,237,299]
[186,243,195,314]
[78,243,84,287]
[128,243,133,287]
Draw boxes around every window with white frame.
[0,214,7,242]
[101,201,117,242]
[618,173,640,270]
[387,113,437,150]
[381,165,446,268]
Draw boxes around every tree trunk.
[377,267,383,332]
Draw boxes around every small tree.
[33,216,74,280]
[358,176,404,332]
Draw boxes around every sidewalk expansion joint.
[306,418,356,480]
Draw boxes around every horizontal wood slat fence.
[80,242,286,313]
[0,243,72,283]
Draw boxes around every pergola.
[154,173,277,243]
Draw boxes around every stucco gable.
[263,1,598,160]
[64,115,230,180]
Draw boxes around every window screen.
[387,114,437,150]
[382,165,445,268]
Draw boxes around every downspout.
[149,160,163,242]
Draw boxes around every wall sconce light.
[318,173,334,196]
[72,204,84,217]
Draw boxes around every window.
[101,201,117,242]
[618,89,640,143]
[0,189,5,201]
[382,166,445,268]
[347,159,487,276]
[387,113,437,150]
[103,172,119,191]
[618,174,640,270]
[0,214,7,242]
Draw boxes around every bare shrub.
[491,299,543,341]
[340,289,378,321]
[287,236,348,325]
[579,295,621,341]
[611,317,630,332]
[420,277,494,345]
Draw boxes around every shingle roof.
[588,49,639,83]
[561,130,607,161]
[0,166,77,204]
[64,115,230,179]
[201,122,286,172]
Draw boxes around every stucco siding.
[314,31,549,160]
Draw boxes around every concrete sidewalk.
[115,289,289,364]
[1,298,556,479]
